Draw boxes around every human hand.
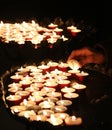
[67,47,105,66]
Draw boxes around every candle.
[54,112,69,120]
[51,105,67,113]
[30,115,47,122]
[10,105,26,114]
[38,109,54,118]
[72,83,86,93]
[41,87,56,93]
[58,62,69,72]
[48,23,58,29]
[18,110,36,119]
[47,61,58,71]
[15,90,30,99]
[8,87,23,94]
[47,114,63,126]
[61,87,75,93]
[38,64,50,74]
[46,91,62,98]
[43,97,58,103]
[39,100,55,109]
[8,82,22,88]
[44,81,58,88]
[10,74,22,82]
[56,99,72,106]
[19,80,32,88]
[53,28,63,35]
[74,71,89,82]
[63,92,79,100]
[58,79,71,88]
[20,99,36,107]
[65,115,82,125]
[28,95,43,104]
[6,95,22,106]
[70,28,81,36]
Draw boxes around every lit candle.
[10,105,26,114]
[47,114,63,126]
[18,110,36,119]
[20,99,36,107]
[74,71,89,82]
[30,115,47,122]
[47,91,62,98]
[61,87,75,93]
[38,109,54,118]
[47,61,58,71]
[72,83,86,93]
[39,100,55,109]
[10,74,22,82]
[63,92,79,100]
[51,105,67,113]
[58,62,69,72]
[15,90,30,99]
[54,112,69,120]
[65,115,82,126]
[48,23,58,29]
[6,95,22,106]
[56,99,72,106]
[58,79,71,88]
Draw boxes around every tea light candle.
[54,113,69,120]
[20,99,36,107]
[43,97,58,103]
[47,61,58,71]
[30,83,44,90]
[65,115,82,125]
[47,114,63,126]
[47,91,62,98]
[51,105,67,113]
[53,28,63,35]
[19,80,32,88]
[63,92,79,100]
[10,74,22,82]
[15,90,30,99]
[75,71,89,82]
[30,115,47,122]
[58,79,71,88]
[25,86,39,93]
[28,95,43,104]
[41,87,56,93]
[8,83,22,88]
[58,62,69,72]
[48,23,58,29]
[44,81,58,88]
[38,109,54,118]
[8,87,23,94]
[56,99,72,106]
[38,64,50,74]
[61,87,75,93]
[67,25,77,31]
[70,28,81,36]
[18,110,36,119]
[6,95,22,106]
[10,105,26,114]
[72,83,86,93]
[39,100,55,109]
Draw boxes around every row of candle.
[0,20,81,46]
[5,60,88,126]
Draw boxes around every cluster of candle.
[0,20,81,47]
[6,60,88,126]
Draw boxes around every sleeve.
[94,39,112,71]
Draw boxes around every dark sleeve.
[94,39,112,70]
